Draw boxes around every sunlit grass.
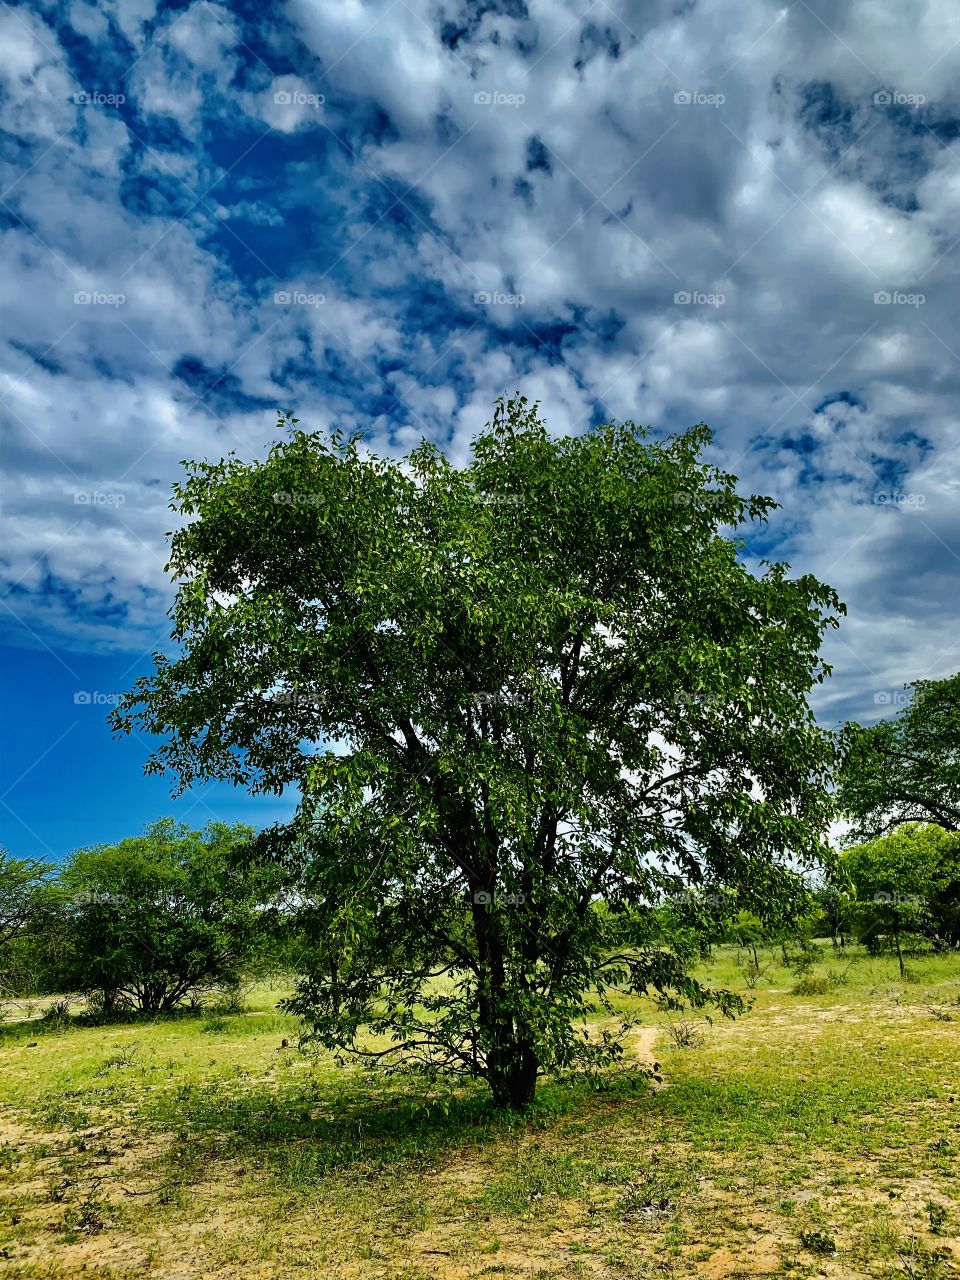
[1,947,958,1277]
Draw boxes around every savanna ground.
[1,946,959,1280]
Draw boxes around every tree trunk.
[896,934,906,979]
[489,1043,539,1109]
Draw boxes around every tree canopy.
[52,819,266,1013]
[0,848,49,951]
[841,824,960,975]
[114,395,844,1107]
[837,673,960,841]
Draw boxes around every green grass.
[1,950,959,1277]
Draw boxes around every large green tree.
[114,395,844,1107]
[837,674,960,841]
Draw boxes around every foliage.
[842,824,960,977]
[49,819,269,1013]
[814,881,856,949]
[0,848,51,995]
[112,394,844,1107]
[837,674,960,841]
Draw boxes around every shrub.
[792,972,835,996]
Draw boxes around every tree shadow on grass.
[148,1066,656,1191]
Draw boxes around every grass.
[0,950,959,1277]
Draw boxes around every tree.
[842,824,956,976]
[814,881,855,949]
[0,848,49,950]
[53,820,267,1013]
[837,674,960,841]
[113,395,844,1108]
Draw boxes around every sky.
[2,0,960,860]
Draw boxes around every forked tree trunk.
[471,895,540,1108]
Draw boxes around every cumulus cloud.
[1,0,960,730]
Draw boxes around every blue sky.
[3,0,960,859]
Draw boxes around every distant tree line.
[2,668,959,1035]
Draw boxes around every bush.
[47,819,277,1014]
[791,972,835,996]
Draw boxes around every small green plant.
[667,1020,705,1049]
[207,982,249,1015]
[39,998,73,1029]
[893,1237,952,1279]
[94,1044,139,1074]
[201,1016,230,1035]
[739,954,771,989]
[618,1173,678,1222]
[799,1228,837,1255]
[926,1200,948,1233]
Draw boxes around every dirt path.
[629,1025,662,1072]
